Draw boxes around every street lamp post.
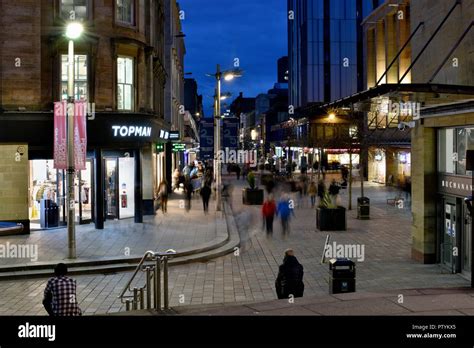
[65,22,83,259]
[215,64,222,211]
[209,65,242,212]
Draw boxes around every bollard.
[133,287,138,310]
[154,257,161,310]
[125,299,131,312]
[146,266,152,309]
[163,256,169,310]
[139,287,145,310]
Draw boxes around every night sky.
[179,0,287,117]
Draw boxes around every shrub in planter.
[316,184,346,231]
[243,171,264,205]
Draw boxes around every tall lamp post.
[65,22,84,259]
[208,65,242,211]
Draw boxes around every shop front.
[437,173,472,278]
[0,112,170,233]
[368,147,411,187]
[436,126,474,279]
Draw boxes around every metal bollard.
[125,299,131,312]
[154,257,161,310]
[139,287,145,310]
[146,266,152,309]
[133,287,138,310]
[163,256,169,310]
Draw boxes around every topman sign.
[112,125,152,137]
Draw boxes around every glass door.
[105,158,119,220]
[75,159,93,224]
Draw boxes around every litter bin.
[329,258,356,294]
[357,197,370,220]
[48,202,59,228]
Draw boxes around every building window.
[61,54,88,101]
[117,57,134,111]
[116,0,134,25]
[61,0,89,21]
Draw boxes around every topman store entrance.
[0,112,170,234]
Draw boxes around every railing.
[118,249,177,311]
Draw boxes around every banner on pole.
[53,101,88,170]
[74,101,88,170]
[53,101,67,170]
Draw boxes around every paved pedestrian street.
[0,177,469,315]
[0,192,224,266]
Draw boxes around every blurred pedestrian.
[275,249,304,300]
[200,184,212,214]
[43,263,82,316]
[308,181,317,208]
[235,164,241,180]
[172,168,181,192]
[184,177,193,212]
[158,180,168,213]
[262,195,277,237]
[277,194,294,236]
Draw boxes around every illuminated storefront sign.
[112,125,152,137]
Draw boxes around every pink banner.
[53,101,67,170]
[74,101,88,170]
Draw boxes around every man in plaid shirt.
[43,263,82,316]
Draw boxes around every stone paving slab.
[393,294,474,312]
[304,297,412,316]
[0,177,471,316]
[0,192,224,266]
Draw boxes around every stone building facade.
[409,0,474,281]
[0,0,171,232]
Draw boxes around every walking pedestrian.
[184,177,193,212]
[200,184,212,214]
[308,181,317,208]
[158,180,168,213]
[262,196,277,237]
[43,263,82,316]
[172,169,180,192]
[277,194,294,237]
[275,249,304,300]
[235,164,241,180]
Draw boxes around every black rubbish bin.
[357,197,370,220]
[40,199,52,229]
[48,202,59,228]
[329,258,356,294]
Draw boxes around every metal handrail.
[118,249,177,311]
[118,250,156,301]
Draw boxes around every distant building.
[288,0,381,108]
[164,0,186,174]
[184,78,203,164]
[184,78,204,119]
[277,56,289,83]
[229,93,256,151]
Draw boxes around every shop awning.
[300,83,474,117]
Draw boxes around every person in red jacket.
[262,196,277,237]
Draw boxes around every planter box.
[242,188,264,205]
[316,207,347,231]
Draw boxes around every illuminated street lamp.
[65,21,84,259]
[207,65,243,211]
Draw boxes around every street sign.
[172,143,186,152]
[169,131,180,141]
